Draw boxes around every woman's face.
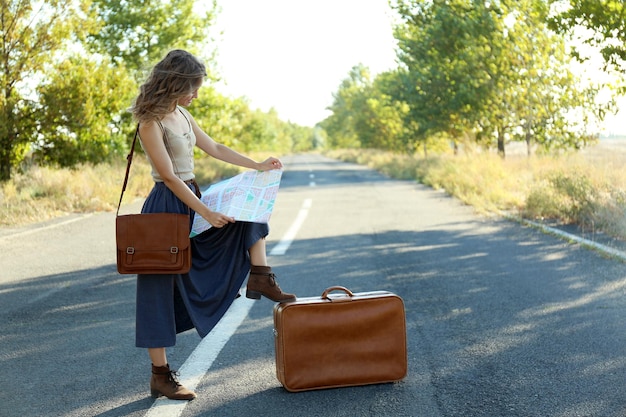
[178,81,203,107]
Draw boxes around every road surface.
[1,153,626,417]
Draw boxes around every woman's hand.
[257,157,283,171]
[203,211,235,228]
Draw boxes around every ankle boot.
[246,265,296,302]
[150,364,197,400]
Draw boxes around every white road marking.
[145,297,255,417]
[144,198,311,416]
[270,198,312,256]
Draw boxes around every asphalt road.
[2,153,626,417]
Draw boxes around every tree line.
[1,1,624,182]
[0,0,316,182]
[321,0,625,158]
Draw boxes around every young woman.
[130,49,295,400]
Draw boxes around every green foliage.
[358,73,411,152]
[388,0,603,157]
[191,88,315,154]
[393,0,498,139]
[290,123,319,153]
[86,0,218,74]
[322,65,414,153]
[497,0,604,154]
[549,0,626,71]
[0,0,92,180]
[35,55,137,166]
[0,0,310,183]
[321,65,369,149]
[320,0,614,158]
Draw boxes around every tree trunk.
[0,100,16,182]
[497,127,505,159]
[525,120,533,157]
[0,152,11,181]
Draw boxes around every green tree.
[0,0,91,180]
[190,86,246,148]
[356,71,410,153]
[87,0,218,72]
[548,0,626,71]
[192,87,305,154]
[392,0,499,150]
[288,122,316,152]
[322,64,371,149]
[35,55,137,166]
[485,0,604,155]
[391,0,605,157]
[259,108,301,153]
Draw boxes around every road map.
[190,169,283,237]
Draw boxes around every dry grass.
[0,158,150,226]
[327,141,626,240]
[0,153,256,227]
[4,143,626,240]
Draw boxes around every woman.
[130,49,295,401]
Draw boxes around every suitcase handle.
[321,286,354,299]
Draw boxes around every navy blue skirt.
[135,182,268,348]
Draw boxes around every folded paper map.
[190,169,283,237]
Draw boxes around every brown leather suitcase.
[273,286,407,392]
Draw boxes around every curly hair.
[131,50,207,123]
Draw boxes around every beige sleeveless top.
[142,107,196,182]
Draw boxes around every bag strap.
[116,124,140,216]
[116,121,195,217]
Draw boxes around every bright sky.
[210,1,624,135]
[211,0,398,127]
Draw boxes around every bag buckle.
[170,247,179,254]
[126,247,135,255]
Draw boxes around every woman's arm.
[187,112,283,171]
[138,121,235,228]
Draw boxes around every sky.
[211,0,398,127]
[210,1,624,134]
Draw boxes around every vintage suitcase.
[273,286,407,392]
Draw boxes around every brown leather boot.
[246,265,296,302]
[150,364,197,400]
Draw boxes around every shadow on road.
[198,223,626,416]
[2,220,626,416]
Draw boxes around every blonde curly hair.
[131,50,207,123]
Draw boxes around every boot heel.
[150,389,162,398]
[246,289,262,300]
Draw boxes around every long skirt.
[135,182,268,348]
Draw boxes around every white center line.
[145,297,255,417]
[270,198,312,256]
[144,198,312,416]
